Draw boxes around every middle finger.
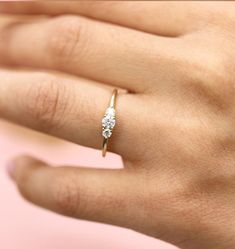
[0,15,178,93]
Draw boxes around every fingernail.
[6,161,16,179]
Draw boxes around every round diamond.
[106,107,115,116]
[102,128,112,138]
[102,116,116,129]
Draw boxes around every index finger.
[0,1,230,36]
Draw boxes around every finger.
[6,155,135,228]
[0,69,136,157]
[0,15,176,93]
[0,2,233,36]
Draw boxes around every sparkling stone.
[105,107,115,116]
[102,115,116,129]
[102,128,112,138]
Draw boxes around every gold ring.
[102,89,118,157]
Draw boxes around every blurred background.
[0,121,177,249]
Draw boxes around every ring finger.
[0,69,137,158]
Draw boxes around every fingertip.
[6,161,16,179]
[6,155,45,181]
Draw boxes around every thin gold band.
[102,138,108,157]
[102,89,118,157]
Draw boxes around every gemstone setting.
[102,128,112,138]
[102,107,116,138]
[102,116,116,129]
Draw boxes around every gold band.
[102,89,118,157]
[102,138,108,157]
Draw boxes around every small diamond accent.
[102,128,112,138]
[106,107,115,116]
[102,107,116,138]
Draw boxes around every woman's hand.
[1,2,235,249]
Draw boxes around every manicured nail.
[6,161,16,178]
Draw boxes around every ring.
[102,89,118,157]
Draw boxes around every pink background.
[0,121,177,249]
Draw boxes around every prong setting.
[102,89,118,157]
[102,107,116,138]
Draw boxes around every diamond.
[105,107,115,116]
[102,128,112,138]
[102,106,116,139]
[102,115,116,129]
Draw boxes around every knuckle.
[51,171,83,216]
[24,75,68,131]
[205,54,234,95]
[182,51,234,110]
[47,16,87,62]
[196,55,228,88]
[205,53,232,83]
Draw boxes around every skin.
[0,1,235,248]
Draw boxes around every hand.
[1,2,235,249]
